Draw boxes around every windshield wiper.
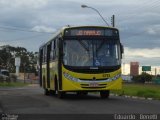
[96,40,105,53]
[78,40,89,51]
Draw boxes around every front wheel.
[58,91,65,99]
[44,89,50,96]
[100,90,110,99]
[50,90,56,95]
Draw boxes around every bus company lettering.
[76,30,102,36]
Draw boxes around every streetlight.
[81,4,109,26]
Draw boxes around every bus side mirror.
[120,43,124,58]
[120,43,124,54]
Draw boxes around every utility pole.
[155,68,157,76]
[81,5,110,26]
[111,15,115,27]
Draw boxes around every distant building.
[130,62,139,76]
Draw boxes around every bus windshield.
[63,39,121,67]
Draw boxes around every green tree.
[133,72,153,83]
[0,45,38,74]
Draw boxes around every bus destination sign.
[76,30,102,36]
[64,28,118,37]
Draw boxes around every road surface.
[0,84,160,119]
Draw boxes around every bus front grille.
[80,83,107,89]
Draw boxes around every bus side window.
[51,40,53,60]
[51,40,56,60]
[47,43,51,61]
[43,47,46,63]
[40,49,42,63]
[50,50,53,61]
[55,38,59,57]
[45,46,47,62]
[55,39,57,58]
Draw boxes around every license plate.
[89,82,99,87]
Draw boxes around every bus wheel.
[50,90,56,95]
[54,76,58,95]
[44,89,50,96]
[58,91,65,99]
[83,92,88,95]
[100,90,110,99]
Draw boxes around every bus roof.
[63,25,118,30]
[39,25,119,49]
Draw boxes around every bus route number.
[103,74,110,78]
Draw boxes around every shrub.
[0,75,4,82]
[10,74,17,82]
[132,72,153,83]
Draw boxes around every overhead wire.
[0,24,55,42]
[0,0,160,42]
[0,34,50,42]
[116,0,160,40]
[0,26,54,34]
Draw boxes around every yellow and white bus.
[39,26,123,98]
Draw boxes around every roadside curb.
[111,93,157,101]
[0,109,2,113]
[0,101,3,113]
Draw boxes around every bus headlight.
[63,72,121,83]
[63,72,80,82]
[107,74,121,81]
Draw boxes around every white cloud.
[0,0,160,68]
[122,47,160,66]
[64,0,142,6]
[124,47,160,58]
[31,26,56,33]
[146,28,156,35]
[0,0,48,9]
[146,24,160,35]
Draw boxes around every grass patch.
[0,82,29,87]
[111,83,160,100]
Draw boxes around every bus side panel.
[58,38,63,91]
[49,60,59,90]
[49,62,54,90]
[49,61,56,90]
[42,64,47,89]
[46,59,50,89]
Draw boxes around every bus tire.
[44,89,50,96]
[58,91,65,99]
[83,92,88,95]
[54,76,58,95]
[100,90,110,99]
[50,90,56,95]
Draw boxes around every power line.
[0,34,50,42]
[0,26,54,34]
[115,1,160,40]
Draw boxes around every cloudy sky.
[0,0,160,67]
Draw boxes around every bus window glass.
[43,47,46,63]
[63,40,121,67]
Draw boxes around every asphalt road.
[0,84,160,120]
